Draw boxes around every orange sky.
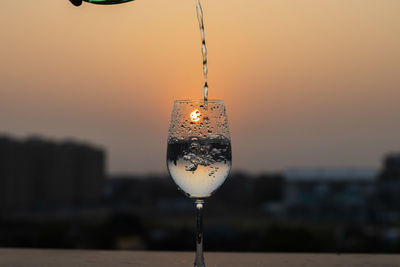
[1,0,400,174]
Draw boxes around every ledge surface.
[0,249,399,267]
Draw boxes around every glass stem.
[194,199,205,267]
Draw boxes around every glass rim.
[173,99,224,104]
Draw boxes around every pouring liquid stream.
[196,0,209,105]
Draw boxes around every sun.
[190,109,201,122]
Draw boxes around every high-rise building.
[376,153,400,222]
[283,168,377,221]
[0,135,105,216]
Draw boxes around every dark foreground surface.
[0,249,399,267]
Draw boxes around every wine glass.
[166,99,232,267]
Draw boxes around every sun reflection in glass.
[190,109,201,122]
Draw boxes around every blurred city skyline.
[1,134,400,252]
[1,0,400,174]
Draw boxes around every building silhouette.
[376,153,400,222]
[0,135,105,216]
[283,168,377,221]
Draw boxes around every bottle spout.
[70,0,135,6]
[70,0,82,6]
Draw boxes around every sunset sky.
[1,0,400,174]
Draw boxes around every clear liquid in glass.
[167,135,232,198]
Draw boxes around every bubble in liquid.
[185,164,198,172]
[190,142,200,150]
[211,148,219,154]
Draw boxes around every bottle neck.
[70,0,134,6]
